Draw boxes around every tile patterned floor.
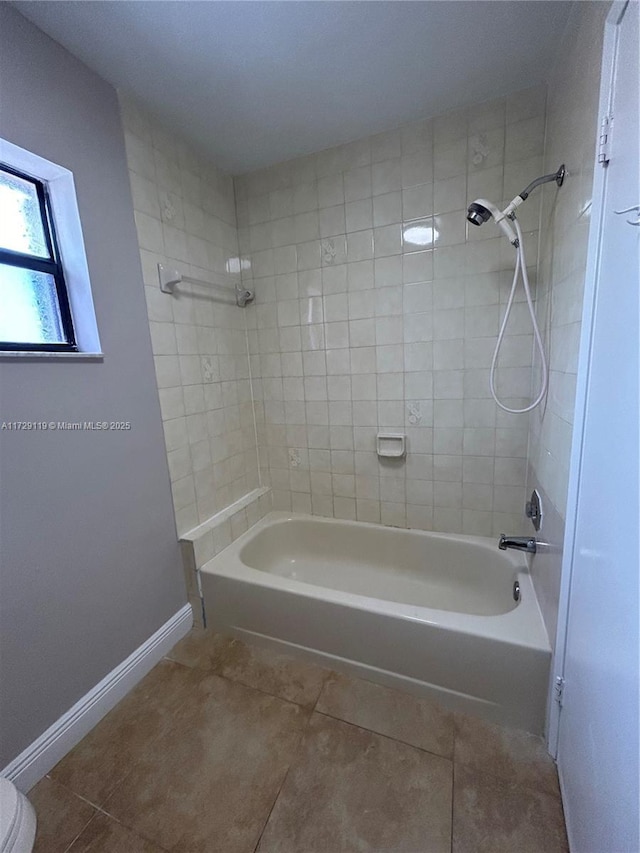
[29,628,568,852]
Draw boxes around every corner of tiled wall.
[233,84,548,537]
[524,1,608,646]
[118,93,262,538]
[526,1,607,525]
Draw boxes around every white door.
[555,2,639,850]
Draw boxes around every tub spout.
[499,535,536,554]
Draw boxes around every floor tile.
[29,776,96,853]
[50,660,196,806]
[28,637,568,853]
[454,714,560,796]
[317,671,454,758]
[104,670,309,853]
[452,766,569,853]
[167,628,330,708]
[257,712,453,853]
[67,813,166,852]
[454,712,560,797]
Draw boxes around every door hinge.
[598,114,612,164]
[554,675,565,707]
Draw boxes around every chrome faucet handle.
[525,489,542,531]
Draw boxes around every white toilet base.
[0,778,36,853]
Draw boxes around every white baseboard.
[2,603,192,793]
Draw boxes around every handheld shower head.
[466,201,492,227]
[466,198,518,245]
[466,165,566,244]
[464,166,565,414]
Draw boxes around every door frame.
[547,0,630,756]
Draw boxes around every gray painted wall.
[0,6,186,768]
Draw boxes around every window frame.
[0,162,77,352]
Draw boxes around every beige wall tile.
[120,96,261,535]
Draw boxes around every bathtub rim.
[200,511,551,653]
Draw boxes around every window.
[0,164,76,351]
[0,138,100,357]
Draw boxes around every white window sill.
[0,351,104,360]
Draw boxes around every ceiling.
[15,1,573,174]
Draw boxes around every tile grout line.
[60,809,97,853]
[453,716,463,852]
[49,658,196,851]
[450,763,455,853]
[63,808,171,853]
[166,646,336,713]
[450,722,458,853]
[313,671,457,762]
[456,763,565,802]
[249,665,333,851]
[36,776,111,853]
[85,801,172,852]
[139,644,559,806]
[311,670,333,713]
[52,765,172,852]
[157,649,558,800]
[251,706,316,853]
[451,716,565,803]
[47,774,122,818]
[313,706,454,762]
[165,650,459,767]
[168,642,460,762]
[313,708,454,765]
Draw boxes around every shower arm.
[519,164,566,200]
[503,164,566,218]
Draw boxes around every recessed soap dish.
[376,433,406,458]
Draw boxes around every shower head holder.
[517,164,566,202]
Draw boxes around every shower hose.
[490,216,548,413]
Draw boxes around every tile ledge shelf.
[180,486,271,543]
[178,486,273,628]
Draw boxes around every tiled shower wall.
[528,1,608,521]
[236,86,547,536]
[119,96,260,536]
[525,1,608,645]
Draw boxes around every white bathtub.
[200,512,551,733]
